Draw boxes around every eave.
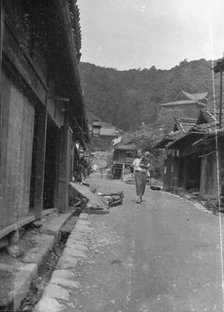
[47,0,89,143]
[167,132,204,149]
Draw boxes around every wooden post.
[57,125,72,212]
[0,1,4,199]
[220,68,223,129]
[122,164,125,180]
[183,156,188,189]
[214,57,224,128]
[33,105,47,219]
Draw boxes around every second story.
[2,0,88,143]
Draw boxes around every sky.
[78,0,224,70]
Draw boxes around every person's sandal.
[136,196,141,203]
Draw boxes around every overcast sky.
[78,0,224,70]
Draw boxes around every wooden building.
[112,127,154,179]
[193,126,224,199]
[155,110,223,198]
[89,117,120,152]
[166,130,204,192]
[186,110,224,198]
[112,144,136,179]
[154,118,197,191]
[0,0,88,242]
[161,90,208,119]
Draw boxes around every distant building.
[112,126,153,179]
[161,90,208,119]
[112,144,136,179]
[89,117,120,151]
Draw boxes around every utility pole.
[214,56,224,128]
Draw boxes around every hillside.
[80,59,220,131]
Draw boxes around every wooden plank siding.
[32,105,47,219]
[1,70,10,229]
[200,152,218,198]
[219,142,224,196]
[3,18,47,104]
[57,126,73,212]
[0,1,4,228]
[0,0,87,240]
[1,70,34,230]
[163,151,173,191]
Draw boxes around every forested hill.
[79,59,219,131]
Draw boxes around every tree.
[79,59,218,132]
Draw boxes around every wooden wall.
[57,126,73,212]
[1,70,34,230]
[113,150,135,164]
[0,0,82,237]
[163,151,175,191]
[219,141,224,196]
[200,152,218,198]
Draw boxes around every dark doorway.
[178,154,201,191]
[112,164,123,179]
[43,117,58,209]
[186,155,201,190]
[178,157,185,187]
[29,111,37,211]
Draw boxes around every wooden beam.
[0,209,56,241]
[0,216,35,241]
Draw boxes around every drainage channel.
[19,212,80,312]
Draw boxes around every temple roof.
[161,90,208,108]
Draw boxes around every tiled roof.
[161,90,208,108]
[197,110,216,123]
[155,106,224,150]
[161,100,207,107]
[182,91,208,102]
[153,130,185,149]
[100,127,118,137]
[175,118,197,132]
[204,126,224,138]
[168,131,204,149]
[192,122,217,133]
[177,117,197,124]
[206,109,224,123]
[169,119,222,149]
[192,126,224,149]
[193,109,224,133]
[88,114,119,137]
[114,144,137,151]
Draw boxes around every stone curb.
[163,191,214,215]
[10,211,75,311]
[34,213,91,312]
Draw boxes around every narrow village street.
[35,175,224,312]
[2,2,224,312]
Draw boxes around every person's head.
[137,149,142,158]
[144,151,150,158]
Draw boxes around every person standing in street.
[132,150,144,203]
[139,151,150,201]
